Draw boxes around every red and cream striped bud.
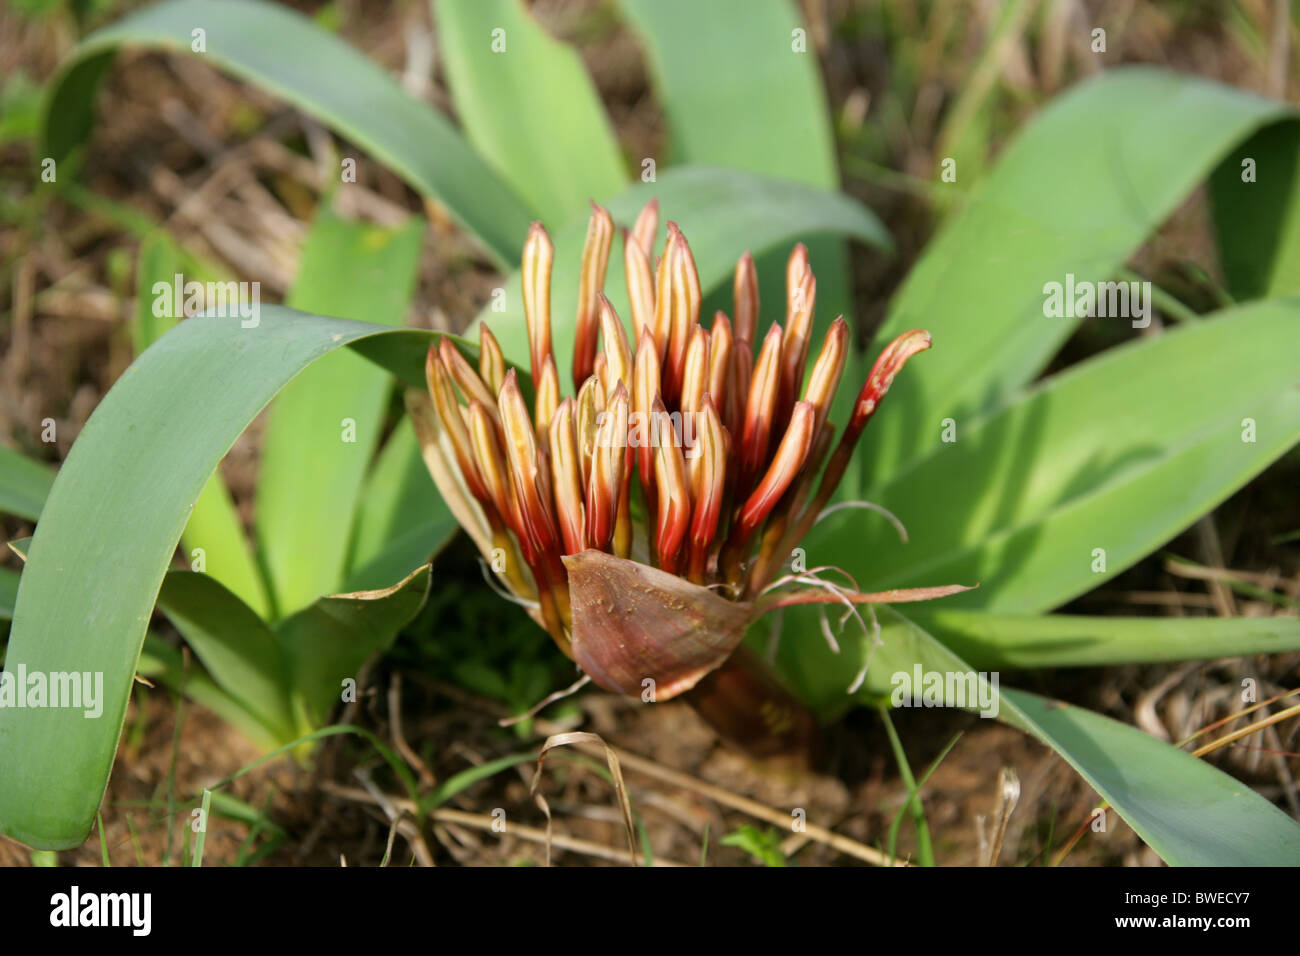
[738,401,814,540]
[739,323,784,492]
[687,396,727,582]
[679,324,710,421]
[597,292,633,396]
[548,398,585,556]
[632,328,660,489]
[625,230,655,344]
[521,223,554,387]
[733,250,758,347]
[534,354,560,436]
[631,198,658,257]
[802,316,848,439]
[652,395,690,574]
[479,324,505,395]
[498,369,557,556]
[573,202,614,390]
[586,383,629,552]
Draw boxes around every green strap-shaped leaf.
[256,205,423,617]
[618,0,837,186]
[907,609,1300,670]
[155,571,295,743]
[42,0,532,267]
[864,67,1298,485]
[346,417,457,592]
[0,308,450,850]
[468,166,890,375]
[0,444,54,522]
[433,0,627,224]
[277,565,431,731]
[766,606,1300,865]
[135,231,272,618]
[813,297,1300,612]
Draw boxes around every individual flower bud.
[631,197,658,257]
[573,202,614,390]
[498,370,557,556]
[575,374,606,490]
[688,397,727,582]
[707,312,733,421]
[479,324,506,395]
[778,269,816,426]
[651,228,680,362]
[522,223,554,387]
[652,395,690,574]
[598,292,633,396]
[426,347,488,503]
[679,324,710,421]
[534,354,560,435]
[739,323,784,492]
[586,383,629,551]
[625,230,655,343]
[549,399,585,556]
[440,338,498,422]
[733,250,758,347]
[802,316,848,439]
[738,401,815,539]
[632,328,660,488]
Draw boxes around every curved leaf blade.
[0,307,449,849]
[42,0,532,266]
[277,564,431,731]
[865,67,1298,484]
[134,230,272,618]
[766,606,1300,865]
